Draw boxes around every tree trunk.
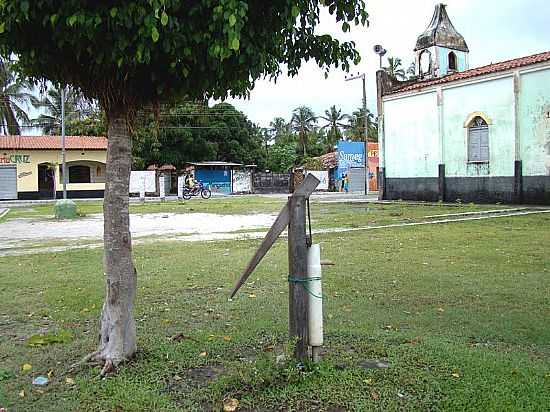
[96,114,137,370]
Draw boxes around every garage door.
[0,165,17,200]
[349,168,366,194]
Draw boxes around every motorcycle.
[182,181,212,200]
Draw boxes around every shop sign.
[0,154,31,164]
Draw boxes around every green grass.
[0,201,549,411]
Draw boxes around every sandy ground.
[0,212,275,246]
[1,209,549,257]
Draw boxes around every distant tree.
[66,108,107,136]
[269,117,293,145]
[266,142,298,172]
[345,107,378,142]
[0,0,368,372]
[0,58,33,135]
[30,85,80,135]
[319,105,349,150]
[384,57,406,81]
[406,61,417,80]
[132,102,265,170]
[291,106,317,157]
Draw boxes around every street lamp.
[345,72,369,196]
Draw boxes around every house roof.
[187,161,244,167]
[0,135,107,150]
[389,51,550,95]
[415,4,468,52]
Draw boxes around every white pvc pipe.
[307,244,323,348]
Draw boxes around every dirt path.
[1,209,548,257]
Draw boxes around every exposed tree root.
[100,359,115,377]
[68,350,101,373]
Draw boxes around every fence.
[252,172,291,194]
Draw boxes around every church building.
[377,4,550,204]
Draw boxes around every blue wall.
[336,140,365,179]
[195,168,231,194]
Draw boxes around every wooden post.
[288,194,309,361]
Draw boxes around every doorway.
[38,163,56,199]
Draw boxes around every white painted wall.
[130,171,156,194]
[443,76,515,177]
[384,91,439,178]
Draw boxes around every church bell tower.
[415,4,469,79]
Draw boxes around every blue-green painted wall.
[519,70,550,176]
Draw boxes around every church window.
[419,50,431,75]
[448,52,457,71]
[468,117,489,162]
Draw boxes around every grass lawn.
[0,201,549,411]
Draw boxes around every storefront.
[0,135,107,200]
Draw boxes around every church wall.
[443,76,515,178]
[383,92,440,200]
[384,92,439,178]
[381,67,550,204]
[519,68,550,203]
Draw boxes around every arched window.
[419,50,432,76]
[468,116,489,162]
[69,165,91,183]
[448,52,457,71]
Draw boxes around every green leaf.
[20,1,29,15]
[228,14,236,27]
[0,23,4,34]
[342,22,350,32]
[68,15,78,27]
[151,26,160,43]
[49,14,58,26]
[291,5,299,18]
[0,368,15,382]
[230,37,240,51]
[161,11,169,26]
[110,7,118,18]
[27,331,73,347]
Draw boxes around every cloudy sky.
[223,0,550,127]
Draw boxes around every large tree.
[0,0,368,373]
[0,58,32,135]
[133,102,266,170]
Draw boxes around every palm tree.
[384,57,406,81]
[345,107,378,142]
[31,84,80,135]
[269,116,293,145]
[0,59,33,135]
[290,106,317,156]
[319,105,349,150]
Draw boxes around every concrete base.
[385,175,550,205]
[18,190,105,200]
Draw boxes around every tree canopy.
[1,1,368,113]
[132,102,266,170]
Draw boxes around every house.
[377,4,550,204]
[0,135,107,200]
[186,161,255,194]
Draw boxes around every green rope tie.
[288,275,323,299]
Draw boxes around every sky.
[222,0,550,128]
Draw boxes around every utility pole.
[61,85,67,199]
[345,72,369,196]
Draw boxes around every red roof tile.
[0,136,107,150]
[390,51,550,95]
